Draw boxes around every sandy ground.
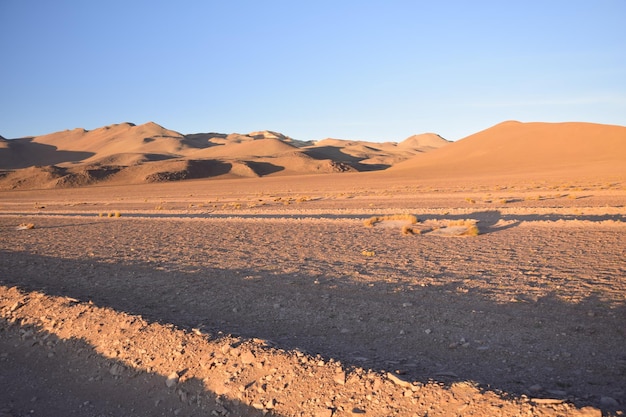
[1,174,625,417]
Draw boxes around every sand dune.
[398,132,450,150]
[191,138,299,158]
[390,121,626,179]
[0,122,450,189]
[1,120,624,190]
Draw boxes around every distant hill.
[0,122,449,189]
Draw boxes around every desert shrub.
[364,214,418,227]
[462,224,480,236]
[447,219,479,236]
[361,250,376,257]
[401,225,415,235]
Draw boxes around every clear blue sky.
[1,1,625,142]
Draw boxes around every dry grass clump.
[364,214,418,228]
[447,219,479,236]
[106,211,122,218]
[361,250,376,257]
[401,225,422,235]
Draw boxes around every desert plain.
[0,121,625,417]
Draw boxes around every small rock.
[109,364,124,376]
[351,407,366,414]
[424,329,432,334]
[166,372,179,388]
[334,371,346,385]
[9,301,23,312]
[240,351,256,365]
[21,330,34,340]
[600,396,619,407]
[387,372,411,388]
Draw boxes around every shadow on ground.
[1,248,624,414]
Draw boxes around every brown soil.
[0,174,624,417]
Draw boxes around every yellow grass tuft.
[401,225,415,235]
[446,219,479,236]
[361,250,376,257]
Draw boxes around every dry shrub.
[361,250,376,257]
[447,219,479,236]
[401,225,416,235]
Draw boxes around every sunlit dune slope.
[389,121,626,178]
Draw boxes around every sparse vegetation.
[361,250,376,257]
[401,225,417,235]
[446,219,480,236]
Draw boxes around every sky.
[1,1,625,142]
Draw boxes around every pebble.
[315,409,333,417]
[240,351,256,365]
[9,301,23,312]
[165,372,179,388]
[109,364,124,376]
[387,372,411,388]
[599,396,618,407]
[334,371,346,385]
